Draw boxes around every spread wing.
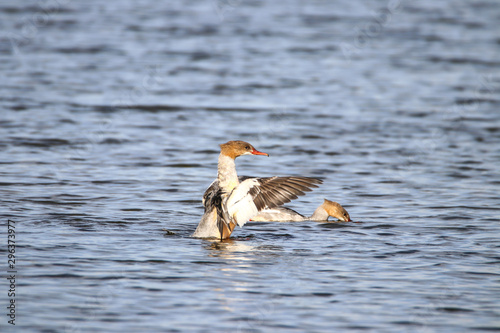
[226,176,322,227]
[202,179,218,208]
[201,179,231,238]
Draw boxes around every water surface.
[1,0,499,332]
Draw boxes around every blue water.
[1,0,499,332]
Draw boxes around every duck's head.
[323,199,351,222]
[219,140,269,159]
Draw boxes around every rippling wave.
[1,0,499,332]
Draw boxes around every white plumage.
[226,178,261,227]
[192,141,322,239]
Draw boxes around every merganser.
[193,140,322,239]
[251,199,351,222]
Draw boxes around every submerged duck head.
[323,199,351,222]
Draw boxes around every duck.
[250,199,351,222]
[193,140,322,239]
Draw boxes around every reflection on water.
[1,0,500,332]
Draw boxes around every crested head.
[323,199,351,222]
[219,140,269,159]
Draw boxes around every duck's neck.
[309,204,329,221]
[217,153,239,192]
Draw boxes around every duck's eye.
[245,145,250,150]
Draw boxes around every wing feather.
[202,179,218,208]
[226,176,322,227]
